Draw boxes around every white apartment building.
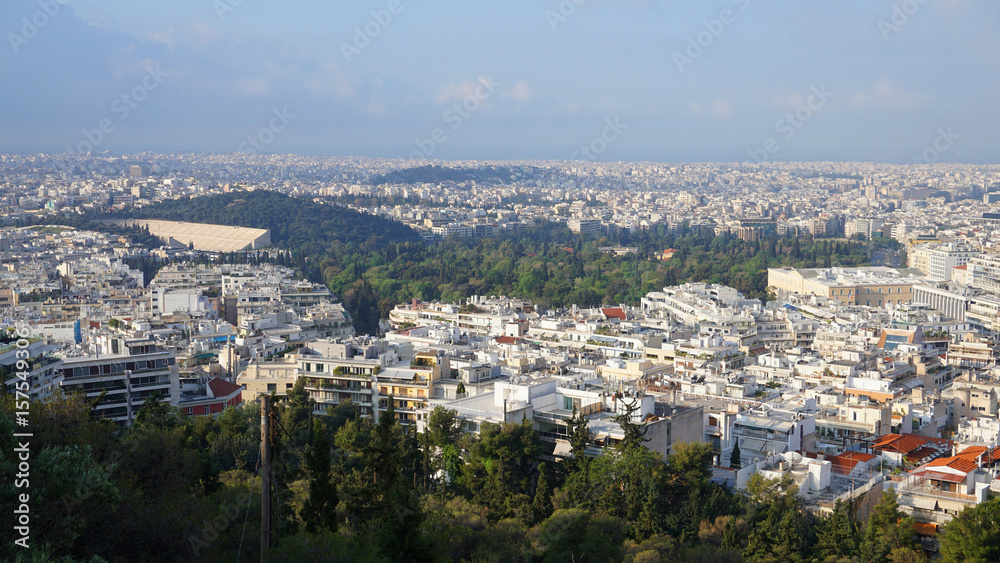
[969,254,1000,295]
[58,337,180,426]
[908,244,980,281]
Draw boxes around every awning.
[553,440,572,457]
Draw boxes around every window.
[187,407,193,415]
[204,406,210,415]
[267,383,277,392]
[286,383,293,389]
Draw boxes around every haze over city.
[7,2,1000,563]
[2,0,999,163]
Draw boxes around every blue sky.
[1,0,997,163]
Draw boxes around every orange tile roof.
[956,446,1000,465]
[874,433,928,454]
[873,433,901,448]
[956,446,987,460]
[926,456,978,474]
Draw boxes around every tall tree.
[860,489,920,563]
[300,420,337,533]
[532,462,553,523]
[939,496,1000,563]
[612,397,648,451]
[815,500,859,561]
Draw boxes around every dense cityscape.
[2,153,1000,561]
[5,0,1000,561]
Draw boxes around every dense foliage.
[127,191,423,257]
[2,392,936,562]
[21,192,893,336]
[323,224,891,334]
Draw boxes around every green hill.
[127,190,422,255]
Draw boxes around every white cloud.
[850,77,931,110]
[231,78,270,96]
[690,100,734,120]
[146,19,220,50]
[711,100,734,120]
[502,81,531,103]
[304,62,356,98]
[433,76,496,105]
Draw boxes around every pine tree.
[300,420,337,533]
[816,500,858,560]
[860,489,919,563]
[729,439,741,469]
[612,398,648,451]
[567,406,591,464]
[532,462,552,523]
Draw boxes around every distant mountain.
[127,190,422,253]
[371,164,521,186]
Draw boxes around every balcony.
[899,484,977,504]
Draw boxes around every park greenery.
[2,388,959,562]
[322,223,889,335]
[21,190,895,336]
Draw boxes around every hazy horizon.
[2,0,998,164]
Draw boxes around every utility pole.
[260,395,271,561]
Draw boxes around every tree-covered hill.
[126,191,422,256]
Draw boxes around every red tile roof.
[496,336,520,345]
[208,378,243,398]
[827,451,877,472]
[602,308,627,320]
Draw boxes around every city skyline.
[2,0,998,164]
